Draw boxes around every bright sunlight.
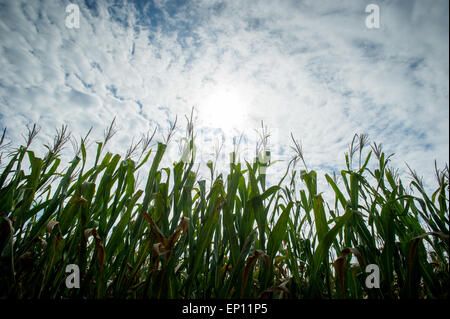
[198,85,250,131]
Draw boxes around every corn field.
[0,120,448,299]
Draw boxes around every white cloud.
[0,0,448,196]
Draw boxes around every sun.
[198,85,250,131]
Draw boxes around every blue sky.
[0,0,448,194]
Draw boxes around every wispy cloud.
[0,0,448,193]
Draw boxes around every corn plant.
[0,121,448,299]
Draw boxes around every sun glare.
[198,86,250,131]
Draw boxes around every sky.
[0,0,448,196]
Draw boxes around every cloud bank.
[0,0,448,194]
